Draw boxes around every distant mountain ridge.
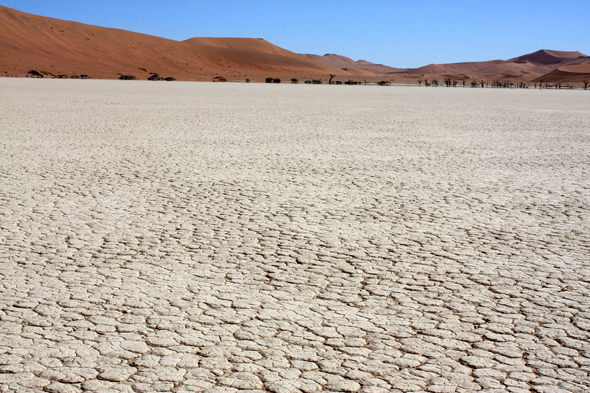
[509,49,588,65]
[0,5,349,81]
[307,49,590,80]
[1,4,588,84]
[302,54,405,75]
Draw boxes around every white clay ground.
[1,79,589,393]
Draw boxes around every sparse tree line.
[260,77,367,85]
[146,73,176,81]
[418,79,440,87]
[25,69,179,81]
[533,79,588,90]
[27,70,90,79]
[418,77,589,90]
[24,69,590,90]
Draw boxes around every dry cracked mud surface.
[1,80,589,393]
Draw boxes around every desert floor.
[1,79,589,393]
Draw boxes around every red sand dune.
[0,5,350,81]
[532,65,590,84]
[2,5,588,85]
[308,49,590,85]
[399,50,589,78]
[341,68,381,78]
[403,60,507,75]
[509,49,588,65]
[303,54,404,75]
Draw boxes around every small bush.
[266,77,273,83]
[246,78,251,83]
[291,78,298,84]
[118,74,136,80]
[304,80,312,84]
[345,80,358,85]
[312,80,322,84]
[213,76,227,82]
[71,75,80,79]
[139,68,148,72]
[377,81,390,86]
[273,78,281,83]
[164,77,176,81]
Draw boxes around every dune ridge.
[1,5,588,84]
[532,64,590,84]
[308,49,590,84]
[0,5,349,81]
[303,53,405,75]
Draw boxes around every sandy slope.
[0,5,349,81]
[307,49,590,85]
[303,53,404,74]
[402,50,590,79]
[532,64,590,84]
[2,4,588,85]
[509,49,588,64]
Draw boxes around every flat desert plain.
[1,79,590,393]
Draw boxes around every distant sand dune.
[1,4,588,85]
[0,5,349,81]
[533,64,590,84]
[303,54,405,74]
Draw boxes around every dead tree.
[584,80,588,90]
[329,74,336,85]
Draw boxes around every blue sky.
[3,1,589,68]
